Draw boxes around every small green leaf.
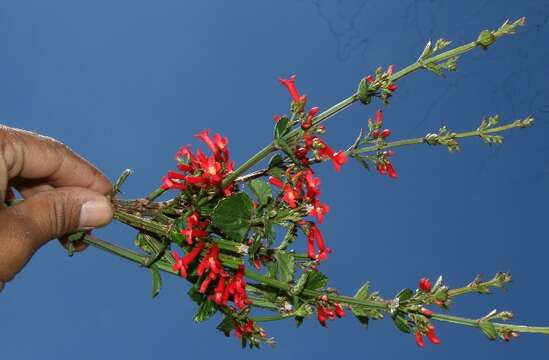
[212,193,253,242]
[395,288,414,302]
[217,314,235,334]
[194,299,217,322]
[354,281,370,299]
[267,252,295,283]
[268,154,284,169]
[479,319,498,340]
[187,286,204,304]
[357,78,372,105]
[276,137,303,168]
[150,265,162,298]
[305,271,328,291]
[392,313,411,333]
[248,179,272,205]
[273,116,291,140]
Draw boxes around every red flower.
[195,130,218,157]
[381,129,391,138]
[268,176,284,188]
[366,74,374,83]
[386,162,398,179]
[331,151,348,172]
[171,242,206,278]
[273,114,282,123]
[419,277,433,292]
[282,184,299,208]
[376,109,383,125]
[387,83,398,92]
[180,212,209,245]
[376,160,398,179]
[317,304,328,327]
[309,199,330,224]
[278,74,300,102]
[415,331,425,348]
[334,303,346,318]
[304,169,321,198]
[421,307,433,316]
[427,325,441,345]
[302,106,320,130]
[307,223,331,261]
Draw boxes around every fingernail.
[79,199,113,228]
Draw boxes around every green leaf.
[212,193,253,242]
[187,286,204,304]
[275,137,303,168]
[395,288,414,302]
[274,252,295,282]
[392,313,411,333]
[268,154,284,169]
[194,299,217,323]
[357,77,372,105]
[479,319,498,340]
[217,314,235,335]
[354,281,370,299]
[150,265,162,298]
[248,179,272,205]
[305,271,328,291]
[273,116,291,140]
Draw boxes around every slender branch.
[432,313,549,335]
[353,119,533,155]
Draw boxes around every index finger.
[0,126,112,194]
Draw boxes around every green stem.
[353,120,531,155]
[82,234,549,336]
[432,313,549,335]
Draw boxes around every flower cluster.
[270,75,351,262]
[160,130,234,195]
[316,295,346,327]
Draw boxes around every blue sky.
[1,1,548,359]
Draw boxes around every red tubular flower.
[317,304,328,327]
[171,251,187,278]
[376,109,383,125]
[419,277,433,292]
[307,223,331,261]
[278,74,300,102]
[180,212,209,245]
[386,162,398,179]
[331,151,348,172]
[268,176,284,188]
[213,133,229,160]
[427,325,441,345]
[381,129,391,138]
[309,199,330,224]
[304,169,321,198]
[282,184,299,208]
[387,83,398,92]
[273,114,281,123]
[415,331,425,348]
[302,106,320,130]
[195,130,219,157]
[366,74,374,83]
[421,307,433,317]
[371,129,381,138]
[334,303,346,318]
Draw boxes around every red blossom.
[415,331,425,348]
[381,129,391,138]
[387,83,398,92]
[278,74,300,102]
[376,109,383,125]
[268,176,284,188]
[282,184,299,208]
[309,199,329,224]
[427,325,441,345]
[366,74,374,83]
[419,277,433,292]
[334,303,346,318]
[307,223,331,261]
[302,106,320,130]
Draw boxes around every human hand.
[0,126,113,290]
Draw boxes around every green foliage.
[150,265,162,298]
[212,193,253,242]
[248,179,272,206]
[194,299,218,323]
[266,252,295,283]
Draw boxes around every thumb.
[0,187,113,283]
